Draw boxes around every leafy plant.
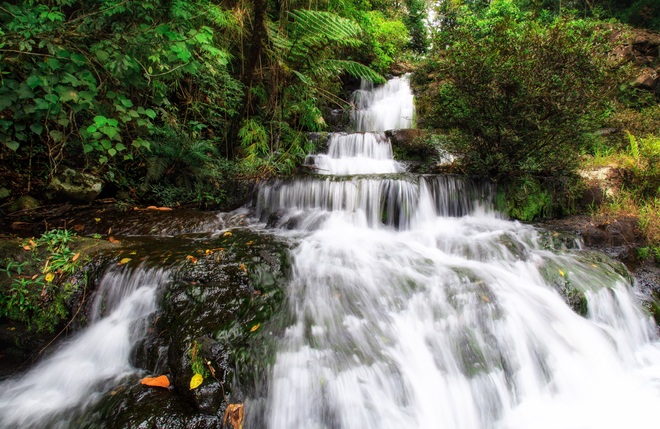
[416,1,628,180]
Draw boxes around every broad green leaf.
[94,116,108,127]
[115,143,126,151]
[5,141,19,151]
[100,126,118,139]
[108,148,117,156]
[83,144,94,153]
[144,109,156,119]
[30,124,43,135]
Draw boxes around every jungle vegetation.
[0,0,658,229]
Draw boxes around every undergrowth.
[0,229,85,332]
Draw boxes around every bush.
[415,1,627,180]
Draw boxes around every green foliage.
[404,0,429,53]
[358,12,410,74]
[416,1,627,180]
[0,229,84,332]
[498,177,554,221]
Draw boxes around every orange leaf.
[186,255,198,264]
[140,375,170,388]
[73,224,85,232]
[157,207,173,211]
[250,323,260,332]
[72,253,80,262]
[146,206,158,210]
[108,236,120,244]
[22,245,32,251]
[223,404,245,429]
[239,263,247,273]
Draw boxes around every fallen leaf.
[223,404,245,429]
[73,224,85,232]
[108,236,120,244]
[45,272,55,282]
[246,241,254,245]
[250,323,260,332]
[222,231,232,237]
[190,373,204,390]
[157,207,172,211]
[481,295,490,303]
[29,239,37,247]
[239,263,247,273]
[72,253,80,262]
[186,255,198,264]
[95,218,101,222]
[141,375,170,388]
[559,269,565,277]
[22,245,32,251]
[146,206,158,210]
[118,257,132,265]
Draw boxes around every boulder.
[49,168,102,203]
[6,195,39,213]
[633,67,659,91]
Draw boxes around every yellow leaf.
[250,323,260,332]
[190,373,204,390]
[95,218,101,222]
[45,272,55,282]
[223,231,233,237]
[558,270,565,277]
[141,375,170,388]
[246,241,254,245]
[239,263,247,273]
[119,257,132,265]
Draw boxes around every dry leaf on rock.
[223,404,245,429]
[140,375,170,388]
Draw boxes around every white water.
[0,267,165,429]
[258,76,660,428]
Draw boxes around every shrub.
[416,1,627,180]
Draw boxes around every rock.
[49,168,102,203]
[633,67,659,91]
[577,166,620,206]
[6,195,39,213]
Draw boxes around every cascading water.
[252,75,660,429]
[0,267,166,429]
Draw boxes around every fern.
[322,59,386,84]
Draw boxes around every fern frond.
[322,59,385,84]
[289,10,362,47]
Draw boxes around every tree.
[416,0,626,179]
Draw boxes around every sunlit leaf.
[222,231,233,237]
[186,255,198,264]
[250,323,260,332]
[45,272,55,282]
[119,257,131,265]
[190,373,204,390]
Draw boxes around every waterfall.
[0,267,166,429]
[254,75,660,429]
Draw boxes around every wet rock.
[108,230,290,425]
[633,67,659,91]
[50,168,103,203]
[6,195,39,213]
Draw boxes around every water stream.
[252,75,660,429]
[0,76,659,429]
[0,267,166,428]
